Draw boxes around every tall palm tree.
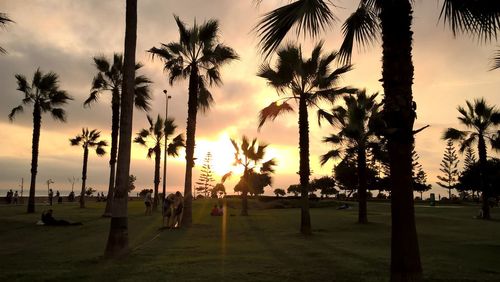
[319,91,382,224]
[148,16,238,227]
[444,98,500,219]
[70,128,107,208]
[8,69,72,213]
[0,12,14,54]
[85,53,152,217]
[231,136,276,216]
[105,0,137,258]
[257,42,353,234]
[134,115,184,211]
[255,1,500,279]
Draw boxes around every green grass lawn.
[0,199,499,281]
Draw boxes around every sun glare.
[194,133,245,180]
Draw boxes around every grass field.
[0,199,499,281]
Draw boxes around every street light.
[162,90,172,201]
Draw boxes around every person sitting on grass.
[41,209,82,226]
[210,205,219,216]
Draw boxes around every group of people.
[47,189,63,205]
[5,189,19,204]
[143,190,184,229]
[96,192,106,202]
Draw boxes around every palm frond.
[440,0,500,41]
[255,0,337,57]
[197,78,215,113]
[339,3,379,63]
[258,101,294,129]
[320,149,341,166]
[50,108,67,122]
[489,48,500,70]
[443,127,467,140]
[8,105,23,121]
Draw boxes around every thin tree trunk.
[298,95,311,235]
[80,146,89,208]
[27,104,41,213]
[153,145,161,211]
[477,134,490,219]
[241,191,249,216]
[380,1,423,280]
[104,95,120,217]
[182,64,199,227]
[105,0,136,258]
[357,146,368,224]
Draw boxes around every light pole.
[162,90,172,202]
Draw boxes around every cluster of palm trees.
[255,0,500,280]
[4,2,500,280]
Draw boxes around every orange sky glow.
[0,0,499,197]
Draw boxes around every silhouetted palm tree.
[0,12,13,54]
[319,90,382,224]
[85,53,152,217]
[149,16,238,227]
[444,98,500,219]
[134,115,184,211]
[256,1,500,279]
[105,0,137,258]
[231,136,276,216]
[70,128,107,208]
[257,42,353,234]
[8,69,72,213]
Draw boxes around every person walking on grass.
[144,189,153,216]
[13,191,18,205]
[48,189,53,206]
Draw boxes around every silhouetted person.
[48,189,54,206]
[56,190,62,204]
[68,191,75,202]
[41,209,82,226]
[6,189,13,204]
[144,189,153,216]
[13,191,19,205]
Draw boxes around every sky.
[0,0,499,197]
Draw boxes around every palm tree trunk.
[182,64,199,227]
[80,146,89,208]
[27,104,41,213]
[298,95,311,235]
[241,169,249,216]
[153,145,161,211]
[357,146,368,224]
[104,95,120,217]
[380,1,422,280]
[477,134,490,219]
[105,0,136,258]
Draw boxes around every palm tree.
[148,16,238,227]
[104,0,137,258]
[231,136,276,216]
[70,128,107,208]
[255,1,500,279]
[85,53,152,217]
[134,115,184,211]
[257,42,353,234]
[319,90,382,224]
[8,69,72,213]
[444,98,500,219]
[0,12,14,54]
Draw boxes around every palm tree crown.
[257,42,354,128]
[319,90,382,165]
[9,69,73,122]
[443,98,500,153]
[148,15,239,112]
[85,53,152,111]
[70,128,108,155]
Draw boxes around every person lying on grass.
[41,209,82,226]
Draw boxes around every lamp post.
[162,90,172,201]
